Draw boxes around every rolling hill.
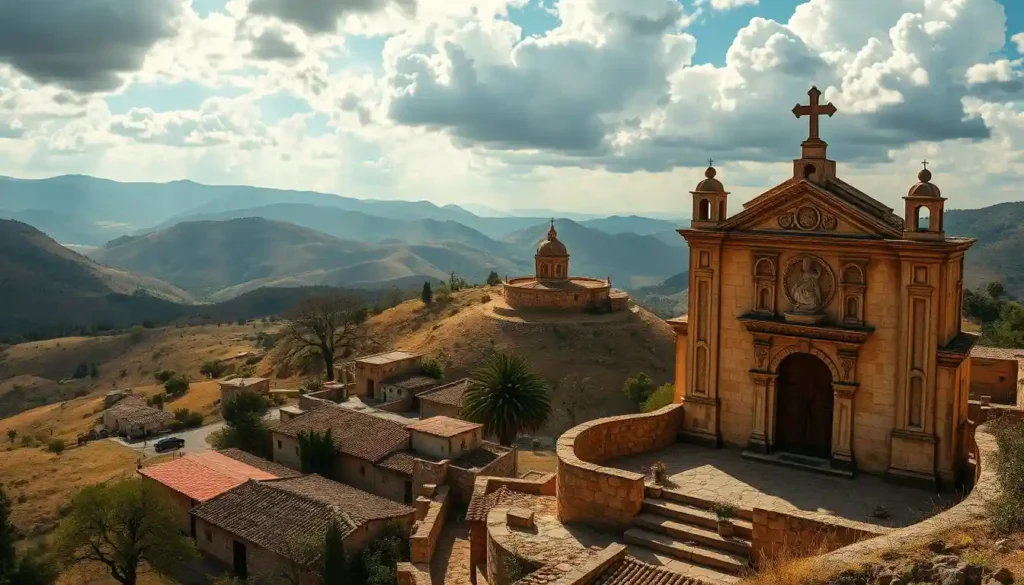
[90,217,528,300]
[945,203,1024,298]
[580,215,680,235]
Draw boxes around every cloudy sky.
[0,0,1021,215]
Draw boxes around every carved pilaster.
[831,384,856,470]
[748,372,776,453]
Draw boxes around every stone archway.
[774,352,834,459]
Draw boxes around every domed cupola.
[691,161,729,228]
[903,162,945,242]
[535,219,570,280]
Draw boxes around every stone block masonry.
[750,507,886,567]
[410,485,450,565]
[556,404,685,530]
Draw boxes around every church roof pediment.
[717,178,904,239]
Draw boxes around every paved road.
[110,409,279,459]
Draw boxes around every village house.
[969,346,1023,407]
[272,406,515,505]
[191,474,415,583]
[218,377,270,407]
[670,86,977,489]
[380,372,438,404]
[417,378,473,419]
[138,449,301,536]
[335,350,423,401]
[102,394,174,438]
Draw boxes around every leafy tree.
[47,439,65,455]
[146,393,165,410]
[320,521,351,585]
[54,479,196,585]
[220,393,272,458]
[282,293,369,382]
[988,280,1006,299]
[550,375,597,429]
[163,374,189,398]
[0,487,15,582]
[5,430,14,444]
[448,272,468,292]
[641,383,675,413]
[461,353,551,446]
[358,524,408,585]
[7,548,57,585]
[153,370,175,383]
[420,357,444,380]
[990,416,1024,533]
[434,285,453,304]
[486,271,502,286]
[298,429,336,478]
[173,409,203,429]
[421,282,433,305]
[623,373,656,409]
[199,360,227,379]
[983,302,1024,348]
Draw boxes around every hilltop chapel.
[669,87,976,490]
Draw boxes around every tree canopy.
[283,292,369,381]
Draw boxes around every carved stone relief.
[782,254,836,321]
[778,205,838,232]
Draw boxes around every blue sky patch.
[105,80,244,114]
[256,91,314,122]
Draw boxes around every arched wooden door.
[775,353,834,459]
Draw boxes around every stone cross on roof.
[792,86,837,142]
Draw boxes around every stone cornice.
[937,331,980,368]
[666,315,689,334]
[739,313,874,345]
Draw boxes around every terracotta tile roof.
[378,451,416,476]
[971,346,1024,361]
[191,475,414,564]
[355,351,420,365]
[451,442,511,470]
[140,451,287,502]
[592,557,705,585]
[407,416,481,438]
[218,449,302,478]
[274,405,410,462]
[466,486,534,522]
[513,565,563,585]
[417,378,472,407]
[383,374,438,392]
[107,399,174,427]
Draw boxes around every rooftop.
[355,350,420,365]
[971,345,1024,361]
[407,416,481,438]
[505,277,610,291]
[218,448,304,479]
[383,373,438,391]
[417,378,473,406]
[378,451,417,476]
[275,405,410,462]
[191,475,414,564]
[219,377,268,388]
[139,450,296,502]
[107,398,174,427]
[451,442,511,470]
[591,557,703,585]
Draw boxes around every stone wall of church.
[714,246,903,475]
[502,282,610,311]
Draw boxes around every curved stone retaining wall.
[556,404,684,530]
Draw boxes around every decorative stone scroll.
[778,205,838,232]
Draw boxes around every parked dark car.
[154,437,185,452]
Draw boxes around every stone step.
[740,450,854,479]
[623,528,749,575]
[642,499,754,539]
[651,488,754,521]
[633,513,752,556]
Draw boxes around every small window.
[205,529,213,542]
[361,466,366,476]
[277,440,282,449]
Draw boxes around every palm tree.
[461,352,552,446]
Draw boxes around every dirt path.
[431,521,473,585]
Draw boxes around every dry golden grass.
[365,286,676,437]
[518,450,558,474]
[56,564,181,585]
[0,440,139,536]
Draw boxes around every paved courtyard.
[611,445,959,529]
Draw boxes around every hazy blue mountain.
[631,271,690,318]
[91,217,528,300]
[581,215,681,236]
[502,219,687,288]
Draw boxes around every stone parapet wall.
[818,423,1001,568]
[377,394,415,413]
[448,444,517,505]
[410,485,450,565]
[555,404,684,530]
[751,508,887,567]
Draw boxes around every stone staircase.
[623,487,752,578]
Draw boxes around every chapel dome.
[693,166,725,193]
[908,168,941,198]
[536,222,568,257]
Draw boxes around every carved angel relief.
[782,254,836,323]
[778,205,838,232]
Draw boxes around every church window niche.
[908,373,925,429]
[690,160,729,228]
[839,259,868,326]
[751,253,778,316]
[903,162,946,241]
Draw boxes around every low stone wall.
[297,393,334,411]
[817,422,1002,569]
[555,404,684,530]
[377,394,415,413]
[410,485,450,565]
[448,444,517,505]
[751,508,887,567]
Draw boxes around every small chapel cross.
[792,86,837,141]
[921,160,929,170]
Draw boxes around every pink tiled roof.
[139,451,284,502]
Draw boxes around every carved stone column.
[831,385,856,470]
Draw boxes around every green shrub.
[990,415,1024,533]
[420,357,444,380]
[47,438,65,454]
[128,325,145,344]
[147,393,166,410]
[623,373,655,409]
[434,285,452,304]
[641,383,675,413]
[71,362,90,379]
[163,374,189,398]
[173,409,204,429]
[154,370,175,383]
[199,360,227,379]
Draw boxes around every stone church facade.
[670,87,976,489]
